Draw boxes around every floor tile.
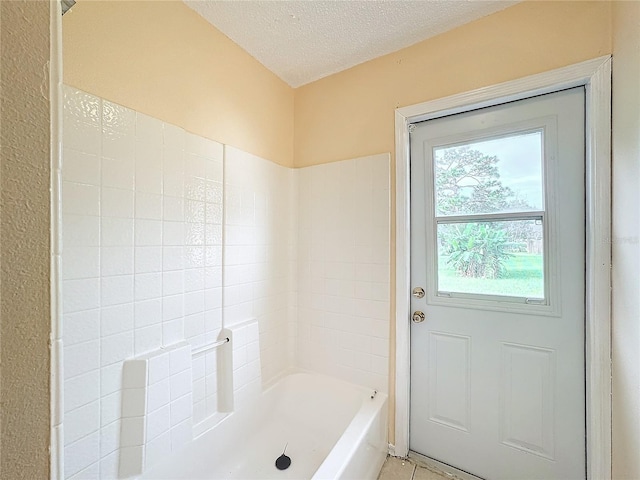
[377,456,416,480]
[413,465,451,480]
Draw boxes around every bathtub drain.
[275,444,291,471]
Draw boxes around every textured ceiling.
[185,0,518,87]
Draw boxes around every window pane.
[437,219,544,299]
[434,131,543,216]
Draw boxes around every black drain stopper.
[275,443,291,470]
[275,453,291,470]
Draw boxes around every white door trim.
[394,56,612,480]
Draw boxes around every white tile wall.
[224,147,296,384]
[63,86,104,480]
[62,86,223,479]
[62,87,391,479]
[191,347,219,424]
[296,154,391,393]
[228,318,262,410]
[119,342,193,478]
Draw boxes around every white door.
[409,88,585,480]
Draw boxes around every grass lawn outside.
[438,253,544,299]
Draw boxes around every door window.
[428,129,551,305]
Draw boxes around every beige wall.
[0,0,52,478]
[612,2,640,479]
[63,0,295,167]
[294,1,612,167]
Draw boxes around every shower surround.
[61,86,390,479]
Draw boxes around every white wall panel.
[224,146,296,385]
[62,86,223,478]
[296,154,391,393]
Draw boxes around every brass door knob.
[412,311,425,323]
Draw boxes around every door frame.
[394,56,612,479]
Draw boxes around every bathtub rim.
[193,367,386,439]
[312,387,388,479]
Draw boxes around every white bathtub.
[141,372,388,480]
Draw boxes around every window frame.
[423,118,561,317]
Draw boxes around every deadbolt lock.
[412,287,425,299]
[412,311,425,323]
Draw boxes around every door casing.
[393,56,612,480]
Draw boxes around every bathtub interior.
[140,373,387,480]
